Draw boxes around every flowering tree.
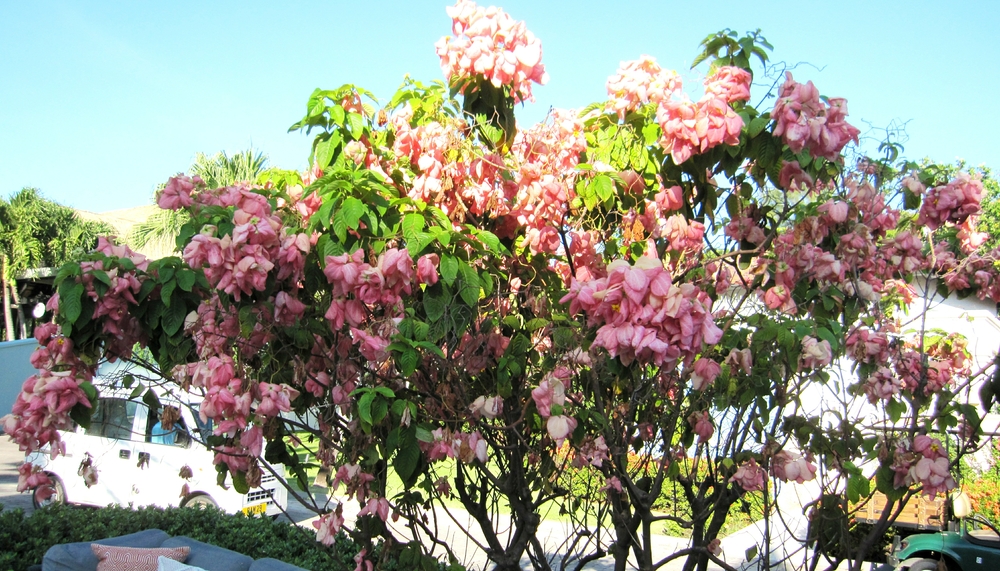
[5,4,998,571]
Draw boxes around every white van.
[25,383,288,517]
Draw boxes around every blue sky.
[2,0,997,213]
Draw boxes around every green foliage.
[0,504,359,571]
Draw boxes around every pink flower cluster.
[1,323,96,457]
[605,55,681,119]
[730,458,765,492]
[892,435,955,498]
[505,109,587,256]
[531,368,577,444]
[561,256,722,368]
[772,72,860,161]
[704,67,752,104]
[323,248,438,362]
[435,0,548,103]
[650,66,749,164]
[916,172,984,230]
[421,428,489,464]
[656,94,742,165]
[688,411,714,444]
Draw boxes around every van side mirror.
[952,490,972,519]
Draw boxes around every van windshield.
[188,403,214,441]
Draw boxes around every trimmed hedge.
[0,503,359,571]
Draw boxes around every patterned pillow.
[90,544,190,571]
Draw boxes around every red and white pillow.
[90,544,190,571]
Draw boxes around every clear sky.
[2,0,997,213]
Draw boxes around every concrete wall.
[0,339,36,431]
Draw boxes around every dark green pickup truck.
[890,515,1000,570]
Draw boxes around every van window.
[144,408,191,448]
[85,398,140,441]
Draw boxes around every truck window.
[84,398,140,441]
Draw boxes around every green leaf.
[358,391,375,426]
[162,295,187,336]
[341,197,365,230]
[457,261,480,306]
[347,112,365,138]
[748,116,769,138]
[423,284,446,322]
[440,255,459,286]
[399,349,419,376]
[231,469,250,495]
[402,213,425,243]
[142,388,161,412]
[160,279,176,307]
[176,270,196,292]
[393,432,421,486]
[59,281,85,325]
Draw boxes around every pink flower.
[771,451,817,484]
[16,462,52,494]
[707,538,722,557]
[313,509,345,546]
[605,55,681,119]
[689,358,721,391]
[435,0,548,103]
[725,348,753,375]
[762,285,796,314]
[546,415,577,443]
[778,160,814,192]
[731,458,766,492]
[704,66,751,103]
[799,336,832,370]
[689,411,714,444]
[772,72,859,160]
[358,497,392,522]
[470,395,503,420]
[416,253,440,285]
[256,383,300,418]
[158,174,202,210]
[917,172,984,230]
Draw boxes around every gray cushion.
[42,529,170,571]
[248,558,307,571]
[161,536,253,571]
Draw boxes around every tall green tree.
[128,149,269,252]
[0,188,113,340]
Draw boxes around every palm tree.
[0,188,114,340]
[128,149,269,253]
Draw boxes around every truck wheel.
[905,559,945,571]
[182,494,217,509]
[32,474,65,509]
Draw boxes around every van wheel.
[182,494,217,509]
[906,559,946,571]
[32,473,65,509]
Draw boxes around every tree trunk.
[2,258,13,341]
[12,284,26,339]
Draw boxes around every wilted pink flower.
[470,395,503,420]
[725,348,752,375]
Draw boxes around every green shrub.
[0,503,358,571]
